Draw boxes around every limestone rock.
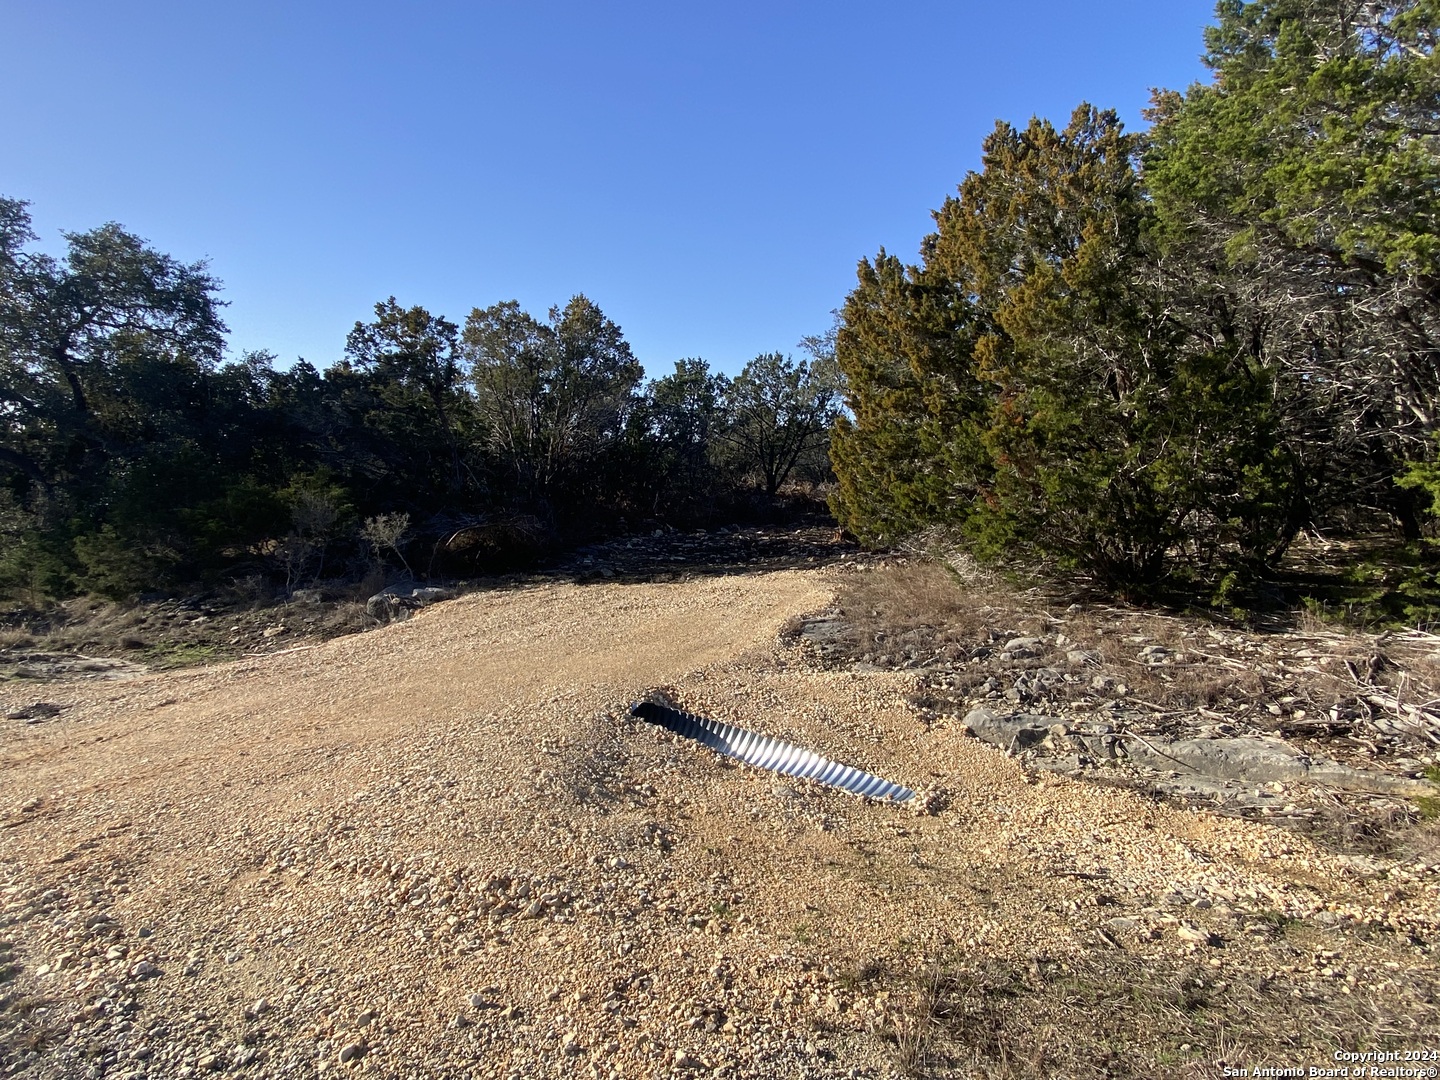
[963,707,1054,751]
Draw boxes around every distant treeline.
[6,0,1437,617]
[828,0,1440,612]
[0,203,840,600]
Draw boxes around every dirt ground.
[2,565,1437,1079]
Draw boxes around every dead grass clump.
[886,964,947,1077]
[1129,664,1271,713]
[1402,817,1440,862]
[320,601,370,635]
[843,561,983,629]
[1399,644,1440,687]
[0,628,35,650]
[0,992,64,1066]
[835,560,1028,663]
[27,603,115,654]
[227,573,274,608]
[1302,793,1433,856]
[352,568,388,599]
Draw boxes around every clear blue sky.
[2,1,1217,377]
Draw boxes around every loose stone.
[338,1042,367,1063]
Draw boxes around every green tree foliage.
[0,196,231,594]
[829,250,984,544]
[1144,0,1440,529]
[0,199,226,478]
[344,298,470,496]
[628,358,727,516]
[1155,0,1439,276]
[0,196,842,602]
[831,106,1297,590]
[647,360,724,477]
[831,0,1439,599]
[718,352,841,497]
[952,107,1294,586]
[829,252,988,544]
[463,295,643,513]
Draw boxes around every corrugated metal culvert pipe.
[630,700,915,805]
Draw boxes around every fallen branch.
[1116,730,1202,772]
[1181,651,1255,672]
[243,644,322,659]
[1360,692,1440,745]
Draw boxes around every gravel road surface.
[3,570,1436,1078]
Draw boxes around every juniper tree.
[828,250,988,543]
[1144,0,1440,532]
[830,106,1295,590]
[344,298,470,496]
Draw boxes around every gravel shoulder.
[2,567,1438,1079]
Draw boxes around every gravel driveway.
[3,570,1436,1078]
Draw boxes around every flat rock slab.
[962,707,1055,751]
[1125,736,1311,782]
[0,651,148,683]
[964,707,1433,797]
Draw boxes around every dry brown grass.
[832,560,1038,666]
[834,558,1440,728]
[831,562,1276,711]
[829,557,1440,856]
[0,992,65,1070]
[0,587,386,676]
[885,963,945,1077]
[878,949,1440,1079]
[319,600,370,635]
[224,572,275,607]
[0,629,35,650]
